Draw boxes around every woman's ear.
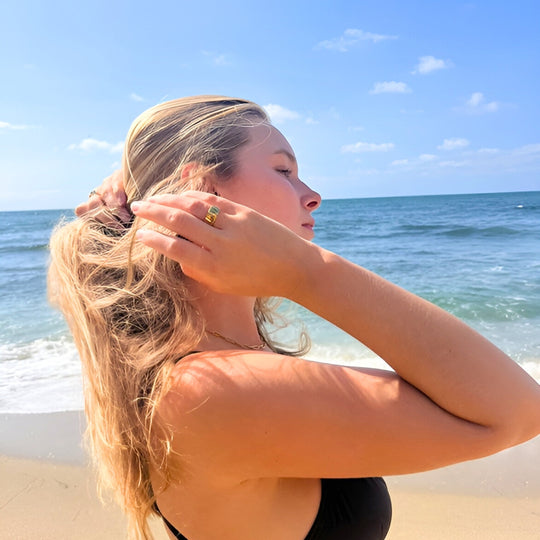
[180,162,210,192]
[179,163,220,195]
[180,162,199,181]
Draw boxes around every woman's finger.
[75,170,131,226]
[135,228,217,283]
[75,196,102,217]
[131,200,223,246]
[75,195,126,230]
[146,192,229,222]
[101,171,131,222]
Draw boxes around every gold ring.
[203,205,220,226]
[89,189,102,198]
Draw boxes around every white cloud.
[439,160,468,167]
[341,141,395,153]
[305,117,319,125]
[263,104,301,124]
[464,92,500,113]
[327,107,340,120]
[130,93,144,102]
[413,56,452,74]
[419,153,437,162]
[68,138,124,154]
[467,92,483,107]
[202,50,232,66]
[484,102,499,112]
[0,121,31,130]
[357,168,380,176]
[370,81,411,94]
[437,138,470,151]
[213,54,230,66]
[316,28,397,52]
[384,141,540,178]
[513,143,540,155]
[390,154,437,168]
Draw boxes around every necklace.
[206,330,266,350]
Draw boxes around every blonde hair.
[48,96,308,539]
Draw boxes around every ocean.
[1,191,539,413]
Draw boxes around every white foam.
[520,359,540,383]
[306,343,393,371]
[0,336,84,413]
[305,343,540,385]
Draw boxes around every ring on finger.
[89,189,102,198]
[203,205,220,226]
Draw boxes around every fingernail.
[135,229,148,240]
[131,201,141,212]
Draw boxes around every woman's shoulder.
[161,348,398,428]
[158,349,331,441]
[161,349,280,407]
[156,350,395,479]
[163,349,310,409]
[157,349,314,481]
[163,349,368,407]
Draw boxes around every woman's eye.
[276,168,292,177]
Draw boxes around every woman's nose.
[302,183,321,211]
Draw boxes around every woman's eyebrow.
[273,149,297,164]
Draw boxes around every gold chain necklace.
[206,330,266,350]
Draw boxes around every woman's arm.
[291,248,540,446]
[133,192,540,478]
[158,350,536,481]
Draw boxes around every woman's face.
[217,124,321,240]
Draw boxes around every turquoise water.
[1,191,539,412]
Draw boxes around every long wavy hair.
[48,96,308,539]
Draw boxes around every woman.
[50,95,540,540]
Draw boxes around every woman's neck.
[187,279,263,351]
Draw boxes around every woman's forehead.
[244,124,295,158]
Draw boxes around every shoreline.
[1,412,539,539]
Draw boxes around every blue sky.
[1,0,539,211]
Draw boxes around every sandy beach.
[1,412,539,539]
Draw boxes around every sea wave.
[0,336,84,413]
[441,226,521,238]
[0,243,48,254]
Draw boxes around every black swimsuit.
[158,477,392,539]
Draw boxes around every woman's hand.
[75,170,131,227]
[131,191,316,299]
